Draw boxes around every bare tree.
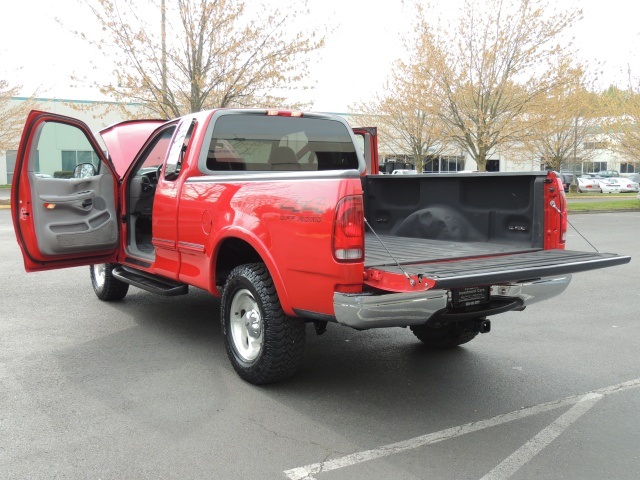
[75,0,325,118]
[0,80,37,154]
[412,0,582,171]
[352,51,446,172]
[603,81,640,171]
[515,68,602,173]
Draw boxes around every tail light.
[545,172,567,249]
[557,187,568,245]
[333,195,364,262]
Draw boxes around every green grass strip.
[568,200,640,211]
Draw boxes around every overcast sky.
[1,0,639,113]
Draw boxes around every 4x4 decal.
[279,196,328,214]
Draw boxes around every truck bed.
[364,234,629,289]
[364,233,536,267]
[361,173,630,290]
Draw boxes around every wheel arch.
[211,231,293,315]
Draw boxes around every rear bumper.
[333,275,571,329]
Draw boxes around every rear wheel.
[90,264,129,301]
[410,320,480,348]
[221,263,305,384]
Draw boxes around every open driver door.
[11,111,120,272]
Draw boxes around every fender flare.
[210,227,294,315]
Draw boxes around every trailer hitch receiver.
[474,319,491,334]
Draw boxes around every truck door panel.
[12,111,119,271]
[29,171,117,256]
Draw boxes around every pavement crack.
[250,416,347,457]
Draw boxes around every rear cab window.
[197,111,363,174]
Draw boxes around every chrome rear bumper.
[333,275,571,329]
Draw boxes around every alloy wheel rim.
[229,288,263,362]
[93,264,106,288]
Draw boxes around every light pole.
[570,115,578,193]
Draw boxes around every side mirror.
[73,163,97,178]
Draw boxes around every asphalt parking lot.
[1,209,638,479]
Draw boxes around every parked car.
[613,177,640,193]
[391,169,417,175]
[624,173,640,184]
[597,177,638,193]
[551,171,572,192]
[576,175,602,193]
[597,178,620,193]
[595,169,620,178]
[559,172,574,192]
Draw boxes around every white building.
[1,97,151,185]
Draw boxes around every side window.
[61,151,101,172]
[353,133,365,156]
[165,119,196,180]
[352,132,368,173]
[134,127,175,176]
[31,122,105,179]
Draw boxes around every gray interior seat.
[269,146,300,171]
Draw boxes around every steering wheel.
[140,175,152,193]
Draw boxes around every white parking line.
[283,379,640,480]
[479,392,604,480]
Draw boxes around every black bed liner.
[364,234,538,266]
[364,234,630,289]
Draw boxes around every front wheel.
[221,263,305,385]
[410,321,480,348]
[90,264,129,301]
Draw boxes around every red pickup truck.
[11,109,630,384]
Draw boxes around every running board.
[112,266,189,296]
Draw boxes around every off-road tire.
[221,263,305,385]
[410,322,479,348]
[90,263,129,301]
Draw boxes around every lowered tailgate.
[364,234,631,291]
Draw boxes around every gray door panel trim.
[30,172,118,256]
